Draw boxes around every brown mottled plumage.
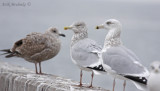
[1,27,65,74]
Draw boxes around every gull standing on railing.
[96,19,149,91]
[1,27,65,74]
[64,21,105,87]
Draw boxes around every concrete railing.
[0,61,108,91]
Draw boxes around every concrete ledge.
[0,61,108,91]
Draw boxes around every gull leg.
[35,62,38,74]
[72,70,83,87]
[123,80,126,91]
[88,71,94,88]
[79,70,83,86]
[39,62,42,74]
[113,78,116,91]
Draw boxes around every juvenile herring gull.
[1,27,65,74]
[96,19,149,91]
[148,61,160,91]
[64,21,105,87]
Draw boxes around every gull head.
[64,21,87,34]
[47,27,65,37]
[96,19,122,31]
[150,61,160,73]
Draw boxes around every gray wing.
[121,46,141,63]
[71,38,102,67]
[102,45,149,76]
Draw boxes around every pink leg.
[113,78,116,91]
[123,80,126,91]
[79,70,83,86]
[35,62,38,74]
[39,62,42,74]
[88,71,94,88]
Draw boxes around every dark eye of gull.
[76,24,82,27]
[53,30,57,33]
[106,21,112,25]
[151,66,155,70]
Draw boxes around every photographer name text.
[2,2,31,7]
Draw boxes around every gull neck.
[71,31,88,47]
[103,28,122,48]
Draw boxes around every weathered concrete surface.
[0,61,109,91]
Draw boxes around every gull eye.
[151,66,155,70]
[76,24,81,27]
[76,23,83,27]
[53,30,56,33]
[106,21,112,25]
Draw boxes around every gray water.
[0,0,160,91]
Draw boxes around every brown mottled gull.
[1,27,65,74]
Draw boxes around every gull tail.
[0,49,16,58]
[131,81,148,91]
[124,75,148,90]
[124,75,147,85]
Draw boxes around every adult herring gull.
[96,19,149,91]
[64,21,105,87]
[1,27,65,74]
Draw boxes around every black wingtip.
[5,54,15,58]
[87,64,106,72]
[0,49,12,56]
[0,49,16,58]
[0,49,11,53]
[124,75,147,85]
[1,53,10,55]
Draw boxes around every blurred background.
[0,0,160,91]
